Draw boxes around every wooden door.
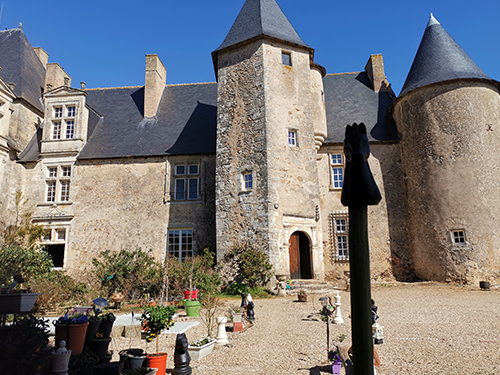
[289,232,300,279]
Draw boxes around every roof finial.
[18,22,22,30]
[427,13,440,28]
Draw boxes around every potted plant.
[231,309,243,332]
[0,314,52,375]
[187,335,216,361]
[97,312,116,338]
[329,349,342,375]
[0,275,40,314]
[54,310,89,355]
[140,304,177,375]
[119,348,147,369]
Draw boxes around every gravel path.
[111,283,500,374]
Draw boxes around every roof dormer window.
[51,104,76,140]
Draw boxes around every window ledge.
[37,202,73,207]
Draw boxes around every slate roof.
[0,28,45,112]
[214,0,310,53]
[77,83,217,159]
[400,14,493,96]
[323,72,398,144]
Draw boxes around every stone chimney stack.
[144,54,166,117]
[33,47,49,69]
[365,54,387,92]
[45,63,71,91]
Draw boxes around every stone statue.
[173,333,192,375]
[341,123,381,207]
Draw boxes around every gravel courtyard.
[111,283,500,374]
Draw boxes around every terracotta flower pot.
[54,322,89,355]
[148,353,168,375]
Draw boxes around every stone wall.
[318,142,409,282]
[392,81,500,283]
[215,39,324,278]
[20,155,216,273]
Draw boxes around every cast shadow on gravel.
[299,364,332,374]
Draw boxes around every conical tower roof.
[213,0,311,53]
[400,14,492,96]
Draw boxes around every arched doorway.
[289,231,312,279]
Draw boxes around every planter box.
[0,293,40,314]
[188,340,215,361]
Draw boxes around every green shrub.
[226,282,249,296]
[92,249,162,299]
[237,247,274,288]
[0,245,53,287]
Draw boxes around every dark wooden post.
[341,123,381,375]
[348,206,373,375]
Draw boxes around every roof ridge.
[167,82,216,87]
[325,72,362,76]
[85,85,143,91]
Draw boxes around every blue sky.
[1,0,499,95]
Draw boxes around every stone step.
[287,279,343,295]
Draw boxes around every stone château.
[1,0,499,284]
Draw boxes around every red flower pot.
[147,353,168,375]
[55,322,89,355]
[183,289,199,300]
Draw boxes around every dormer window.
[51,104,76,140]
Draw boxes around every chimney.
[45,63,71,90]
[365,54,387,92]
[144,54,166,117]
[33,47,49,69]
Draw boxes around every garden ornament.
[240,293,248,308]
[173,333,192,375]
[215,317,229,346]
[246,294,255,321]
[341,123,381,375]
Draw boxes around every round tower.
[391,15,500,283]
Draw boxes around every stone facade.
[1,2,499,285]
[392,81,500,282]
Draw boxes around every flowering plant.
[55,310,89,325]
[189,335,214,347]
[140,304,177,353]
[328,349,342,364]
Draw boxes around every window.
[282,52,291,66]
[288,130,297,147]
[330,153,344,189]
[45,165,72,203]
[65,120,75,139]
[168,229,194,262]
[452,230,466,245]
[173,163,199,201]
[330,212,349,261]
[46,181,56,202]
[42,227,68,268]
[51,104,76,140]
[242,171,253,190]
[60,181,70,202]
[52,122,62,140]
